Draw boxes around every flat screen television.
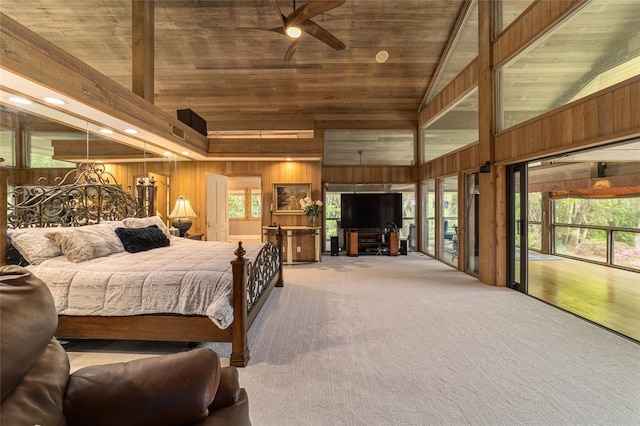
[340,193,403,229]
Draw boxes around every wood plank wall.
[6,168,75,186]
[322,166,416,185]
[207,138,323,157]
[102,160,322,236]
[494,77,640,164]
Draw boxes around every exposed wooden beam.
[529,173,640,194]
[132,0,154,103]
[207,138,323,157]
[477,0,498,286]
[52,140,160,161]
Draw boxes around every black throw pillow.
[115,225,170,253]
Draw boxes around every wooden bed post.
[1,168,7,266]
[276,226,284,287]
[230,242,250,367]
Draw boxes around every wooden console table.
[346,229,399,257]
[262,226,321,264]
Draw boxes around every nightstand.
[184,233,204,241]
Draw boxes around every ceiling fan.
[263,0,346,61]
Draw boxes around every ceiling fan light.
[286,26,302,38]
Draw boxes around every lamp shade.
[169,196,197,218]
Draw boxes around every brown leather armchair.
[0,265,251,426]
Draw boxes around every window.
[496,0,534,35]
[421,88,478,163]
[401,191,416,242]
[324,130,415,166]
[553,197,640,270]
[441,176,459,266]
[229,188,261,220]
[498,0,640,130]
[423,0,478,104]
[464,173,480,275]
[228,190,245,219]
[0,129,16,166]
[250,189,261,218]
[28,133,75,168]
[528,192,542,251]
[323,193,341,251]
[421,180,436,256]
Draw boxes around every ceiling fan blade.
[236,26,286,35]
[287,0,345,28]
[268,0,286,28]
[284,39,300,62]
[300,20,346,51]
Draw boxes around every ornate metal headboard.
[7,162,154,229]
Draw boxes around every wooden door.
[206,173,229,242]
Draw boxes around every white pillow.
[122,216,171,238]
[8,227,70,265]
[45,224,124,263]
[101,220,125,230]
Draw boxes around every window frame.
[229,187,261,221]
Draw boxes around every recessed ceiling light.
[163,151,171,157]
[375,50,389,63]
[44,97,66,105]
[181,151,190,156]
[9,96,32,105]
[99,128,114,135]
[124,128,138,134]
[285,157,292,161]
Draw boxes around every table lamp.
[169,196,197,237]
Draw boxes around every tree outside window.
[229,188,261,220]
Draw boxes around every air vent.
[170,124,185,140]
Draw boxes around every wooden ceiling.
[0,0,465,133]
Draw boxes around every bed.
[3,163,283,367]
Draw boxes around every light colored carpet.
[68,253,640,425]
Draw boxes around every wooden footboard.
[56,315,233,342]
[230,228,283,366]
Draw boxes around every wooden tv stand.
[346,229,399,257]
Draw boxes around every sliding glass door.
[507,164,527,293]
[440,176,458,266]
[421,180,436,256]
